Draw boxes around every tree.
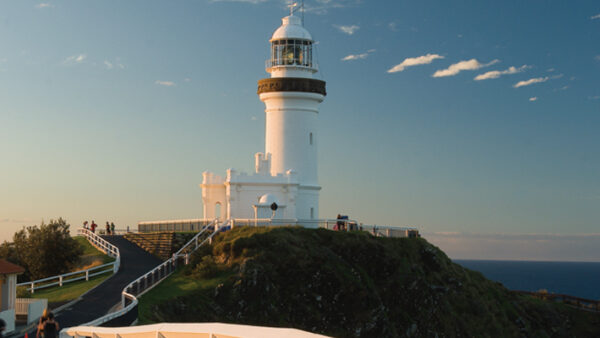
[0,218,83,281]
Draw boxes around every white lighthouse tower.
[200,10,326,222]
[258,12,326,219]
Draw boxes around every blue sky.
[1,0,599,261]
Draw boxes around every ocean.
[454,260,600,301]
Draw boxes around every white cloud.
[341,53,368,61]
[184,78,192,82]
[387,53,444,73]
[334,24,359,35]
[388,22,398,31]
[595,55,600,61]
[547,68,555,72]
[104,59,125,70]
[208,0,267,3]
[513,76,549,88]
[529,97,538,102]
[64,54,87,64]
[155,80,176,87]
[589,95,600,100]
[591,13,600,20]
[474,65,529,81]
[35,3,54,9]
[433,58,499,78]
[425,232,600,261]
[341,49,375,61]
[304,0,361,15]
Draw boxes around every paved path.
[27,235,162,335]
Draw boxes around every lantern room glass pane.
[270,39,312,68]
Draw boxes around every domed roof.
[258,193,278,205]
[271,15,312,41]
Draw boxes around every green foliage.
[192,256,220,279]
[139,227,600,337]
[0,218,83,281]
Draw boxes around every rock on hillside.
[146,227,600,337]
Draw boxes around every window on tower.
[270,39,312,68]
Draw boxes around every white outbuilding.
[201,12,326,223]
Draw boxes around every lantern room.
[266,14,317,76]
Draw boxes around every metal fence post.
[31,282,35,294]
[86,270,89,281]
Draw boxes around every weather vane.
[287,1,305,24]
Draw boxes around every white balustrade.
[17,228,120,293]
[68,219,220,331]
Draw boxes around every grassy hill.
[139,227,600,337]
[18,236,114,307]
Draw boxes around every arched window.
[215,202,222,220]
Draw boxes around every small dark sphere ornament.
[257,78,326,96]
[270,202,278,211]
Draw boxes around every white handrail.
[78,228,121,272]
[16,229,120,293]
[72,219,222,329]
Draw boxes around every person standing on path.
[36,308,49,338]
[40,312,59,338]
[91,221,97,233]
[111,222,116,235]
[106,222,111,235]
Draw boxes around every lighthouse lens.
[271,39,312,67]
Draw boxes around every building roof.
[0,259,25,275]
[271,15,312,41]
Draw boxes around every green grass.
[135,227,600,337]
[17,236,115,306]
[73,236,115,267]
[28,272,112,306]
[137,267,234,324]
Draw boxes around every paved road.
[27,235,162,336]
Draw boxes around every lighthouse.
[201,11,326,222]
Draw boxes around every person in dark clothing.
[336,214,343,231]
[91,220,97,233]
[37,308,49,338]
[0,318,6,338]
[106,221,111,235]
[39,312,59,338]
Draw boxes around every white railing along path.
[17,228,120,293]
[67,219,221,331]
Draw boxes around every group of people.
[83,220,117,235]
[36,309,59,338]
[333,214,362,232]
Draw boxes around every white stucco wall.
[260,91,323,187]
[201,172,227,220]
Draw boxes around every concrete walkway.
[26,235,162,336]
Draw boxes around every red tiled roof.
[0,259,25,274]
